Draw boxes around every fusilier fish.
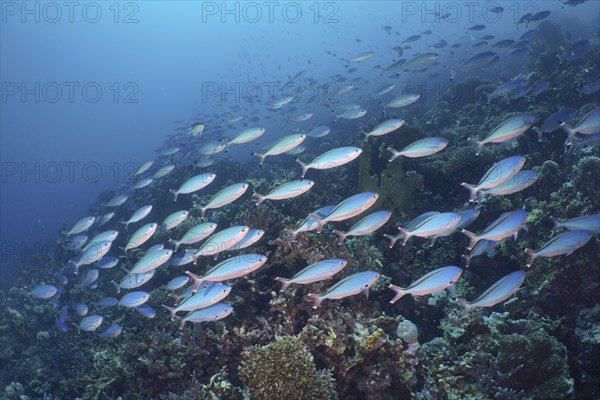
[449,51,499,80]
[285,205,336,239]
[193,183,249,219]
[168,222,218,252]
[341,51,375,66]
[162,283,232,319]
[561,107,599,140]
[101,323,123,338]
[77,315,103,332]
[166,276,190,291]
[307,271,380,309]
[134,160,153,176]
[461,156,526,201]
[389,266,463,303]
[175,303,233,329]
[551,215,600,233]
[296,146,362,178]
[161,210,189,230]
[333,210,392,243]
[388,138,448,161]
[198,142,227,156]
[366,119,405,137]
[96,255,119,269]
[122,223,158,254]
[477,170,539,199]
[461,210,528,250]
[129,248,173,275]
[162,147,180,156]
[189,122,205,137]
[226,229,264,252]
[65,234,88,251]
[470,114,539,155]
[132,178,153,190]
[70,240,112,275]
[83,230,119,252]
[307,126,331,138]
[186,254,267,292]
[335,108,367,120]
[253,134,306,165]
[119,291,150,308]
[403,52,440,69]
[310,192,379,232]
[187,226,250,262]
[384,94,420,108]
[253,179,314,205]
[456,271,526,312]
[63,216,95,236]
[122,205,152,231]
[170,173,216,201]
[227,127,265,145]
[136,304,156,318]
[153,164,175,179]
[27,284,58,299]
[112,270,156,293]
[397,212,461,246]
[525,230,592,267]
[274,258,348,292]
[97,212,115,226]
[105,194,128,208]
[383,212,440,248]
[462,239,499,267]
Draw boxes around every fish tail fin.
[253,193,265,205]
[387,146,402,162]
[274,276,292,293]
[169,189,178,202]
[388,284,407,304]
[531,126,543,142]
[332,230,347,244]
[455,298,471,313]
[449,67,457,81]
[398,227,411,246]
[560,122,576,141]
[173,315,185,330]
[184,270,203,293]
[460,229,478,250]
[549,216,562,232]
[467,137,484,155]
[283,228,297,241]
[252,153,266,166]
[306,293,323,309]
[383,233,400,249]
[309,213,326,233]
[295,158,309,178]
[168,239,180,252]
[461,254,472,268]
[460,182,478,202]
[199,207,207,220]
[525,248,537,268]
[110,280,121,294]
[161,305,176,320]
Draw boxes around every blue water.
[2,0,597,284]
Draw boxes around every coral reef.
[238,335,335,400]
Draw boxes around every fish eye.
[364,284,369,288]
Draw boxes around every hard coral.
[238,335,335,400]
